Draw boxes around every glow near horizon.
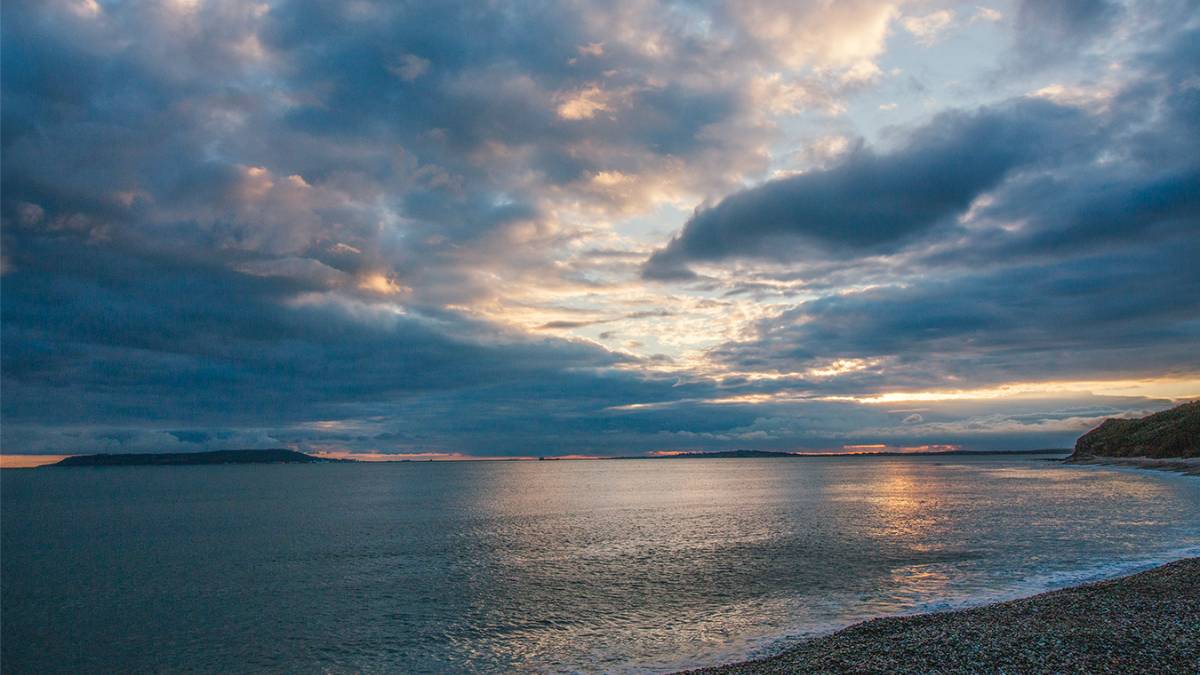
[1,0,1197,456]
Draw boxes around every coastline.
[1067,455,1200,476]
[683,558,1200,674]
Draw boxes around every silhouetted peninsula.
[657,450,800,459]
[51,449,342,467]
[1071,401,1199,460]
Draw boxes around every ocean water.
[3,455,1199,673]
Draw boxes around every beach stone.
[684,558,1200,675]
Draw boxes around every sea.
[3,454,1199,673]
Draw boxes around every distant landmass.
[616,448,1070,460]
[1072,401,1200,460]
[51,449,342,467]
[650,450,801,459]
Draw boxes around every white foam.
[731,545,1200,667]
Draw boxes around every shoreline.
[1067,455,1200,476]
[683,557,1200,674]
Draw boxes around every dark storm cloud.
[1,0,783,455]
[709,239,1200,392]
[0,0,770,298]
[643,99,1089,278]
[2,0,1196,456]
[654,20,1200,401]
[933,32,1200,267]
[257,0,756,193]
[0,231,736,451]
[647,16,1200,280]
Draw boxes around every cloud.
[387,53,430,81]
[2,0,1197,457]
[708,243,1200,394]
[0,0,784,308]
[650,23,1200,409]
[0,233,720,454]
[1014,0,1122,56]
[902,10,955,45]
[555,84,621,120]
[644,98,1087,278]
[973,7,1004,23]
[726,0,900,71]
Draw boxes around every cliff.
[1071,401,1200,459]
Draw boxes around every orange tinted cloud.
[0,455,71,468]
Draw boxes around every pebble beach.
[686,558,1200,674]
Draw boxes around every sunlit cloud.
[0,455,73,468]
[732,0,899,71]
[357,273,409,296]
[847,377,1200,404]
[1030,83,1116,111]
[555,84,621,120]
[972,7,1003,23]
[902,10,956,46]
[808,358,879,379]
[3,0,1197,457]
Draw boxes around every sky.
[2,0,1198,458]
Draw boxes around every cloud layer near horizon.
[3,0,1198,456]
